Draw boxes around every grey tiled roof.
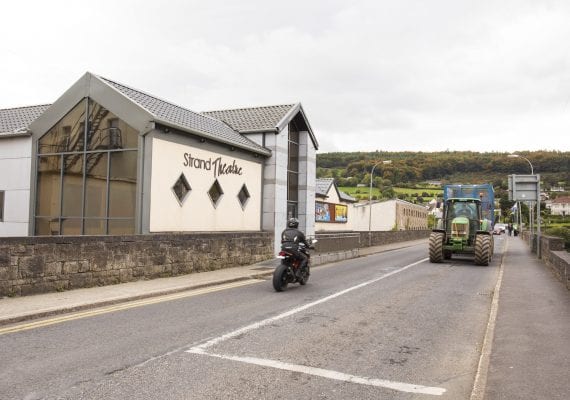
[316,178,357,202]
[316,178,334,197]
[0,104,51,136]
[339,191,357,203]
[98,76,271,156]
[202,104,295,133]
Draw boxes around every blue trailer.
[443,184,495,224]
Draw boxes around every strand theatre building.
[1,72,318,253]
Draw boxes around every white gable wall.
[0,136,32,236]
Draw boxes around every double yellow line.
[0,279,261,336]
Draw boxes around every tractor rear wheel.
[429,232,444,263]
[474,234,491,266]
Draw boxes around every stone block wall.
[358,230,431,247]
[0,232,273,297]
[521,231,569,289]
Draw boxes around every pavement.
[483,235,570,400]
[1,236,568,399]
[0,239,426,327]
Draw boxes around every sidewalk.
[0,239,427,327]
[484,236,570,400]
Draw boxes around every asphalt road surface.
[0,239,504,399]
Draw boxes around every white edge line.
[188,350,445,396]
[187,258,428,353]
[470,239,507,400]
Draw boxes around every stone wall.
[314,230,429,253]
[521,231,570,289]
[358,229,431,247]
[0,232,273,297]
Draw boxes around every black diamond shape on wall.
[208,180,224,207]
[173,174,191,205]
[238,184,250,208]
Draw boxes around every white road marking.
[189,349,446,396]
[0,279,261,335]
[470,239,507,400]
[189,258,428,353]
[187,258,446,396]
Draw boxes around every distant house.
[549,196,570,216]
[315,178,357,231]
[315,178,427,232]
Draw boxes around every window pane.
[87,101,138,151]
[289,127,299,143]
[287,171,298,202]
[36,155,61,216]
[39,100,86,154]
[108,219,135,235]
[61,218,81,235]
[108,151,137,218]
[84,218,106,235]
[85,152,107,218]
[287,202,297,219]
[288,141,299,172]
[35,217,60,235]
[62,154,83,217]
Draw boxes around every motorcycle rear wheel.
[272,264,289,292]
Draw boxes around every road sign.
[508,174,540,202]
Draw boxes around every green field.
[339,186,442,198]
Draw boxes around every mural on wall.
[315,202,347,223]
[335,204,348,222]
[315,202,331,222]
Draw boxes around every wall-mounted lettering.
[183,153,243,178]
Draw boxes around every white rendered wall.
[149,138,262,232]
[0,136,32,236]
[348,200,397,232]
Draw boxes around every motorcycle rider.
[280,218,309,276]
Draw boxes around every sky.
[1,0,569,153]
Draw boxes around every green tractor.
[429,198,494,266]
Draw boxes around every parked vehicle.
[273,239,317,292]
[493,223,507,235]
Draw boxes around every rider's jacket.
[281,228,308,248]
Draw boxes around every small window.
[172,174,191,205]
[0,191,4,221]
[237,184,250,209]
[208,180,224,208]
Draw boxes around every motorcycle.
[272,239,317,292]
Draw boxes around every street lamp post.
[368,160,392,247]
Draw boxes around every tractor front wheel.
[474,234,491,266]
[429,232,445,263]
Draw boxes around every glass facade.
[287,122,299,218]
[35,98,138,235]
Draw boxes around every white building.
[350,199,428,231]
[1,72,319,253]
[0,105,50,236]
[314,178,427,232]
[549,196,570,216]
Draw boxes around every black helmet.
[287,218,299,228]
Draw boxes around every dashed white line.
[188,258,428,353]
[186,258,446,396]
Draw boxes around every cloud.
[1,0,569,153]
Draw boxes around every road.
[0,239,505,399]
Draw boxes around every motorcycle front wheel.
[272,264,289,292]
